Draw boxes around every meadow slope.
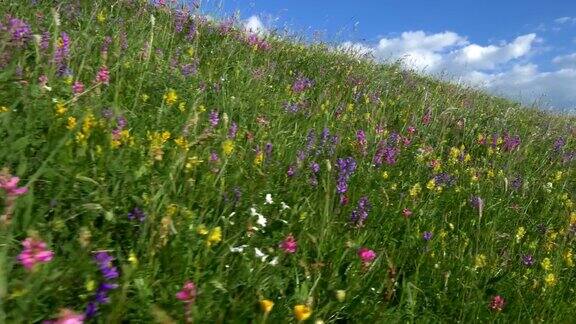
[0,0,575,322]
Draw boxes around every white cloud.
[244,15,267,35]
[341,31,576,112]
[554,17,576,25]
[552,53,576,68]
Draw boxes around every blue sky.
[192,0,576,112]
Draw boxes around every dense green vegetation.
[0,0,575,322]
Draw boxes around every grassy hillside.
[0,0,575,322]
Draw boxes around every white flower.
[280,202,290,210]
[265,193,274,205]
[251,207,267,227]
[254,248,268,262]
[230,245,249,253]
[269,257,279,266]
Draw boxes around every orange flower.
[294,304,312,321]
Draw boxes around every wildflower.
[127,207,146,222]
[515,227,526,243]
[469,196,484,210]
[228,122,238,139]
[259,299,274,314]
[564,249,574,267]
[17,237,54,271]
[8,17,32,45]
[0,176,28,197]
[475,254,487,269]
[209,110,219,127]
[176,281,197,303]
[489,295,505,312]
[358,247,376,264]
[72,81,84,95]
[522,254,534,267]
[541,258,552,271]
[222,139,234,156]
[544,273,557,287]
[291,75,314,93]
[335,290,346,302]
[350,196,370,227]
[163,89,178,106]
[293,304,312,321]
[196,224,209,235]
[93,252,119,280]
[66,117,77,130]
[280,234,297,254]
[50,308,85,324]
[254,151,264,166]
[85,252,119,318]
[423,231,433,241]
[402,208,412,218]
[95,66,110,85]
[207,227,222,246]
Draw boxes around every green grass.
[0,0,575,322]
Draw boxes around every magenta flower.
[176,281,197,303]
[72,81,84,95]
[17,237,54,271]
[95,66,110,85]
[0,176,28,197]
[47,308,85,324]
[358,247,376,264]
[280,234,297,254]
[489,295,506,312]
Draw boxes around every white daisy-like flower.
[265,193,274,205]
[254,248,268,262]
[230,245,249,253]
[280,202,290,210]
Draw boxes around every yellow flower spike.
[426,179,436,190]
[141,94,149,102]
[382,171,389,180]
[544,273,557,287]
[541,258,552,271]
[197,105,206,113]
[196,224,208,236]
[564,249,574,267]
[55,101,67,115]
[207,226,222,246]
[0,106,9,113]
[294,304,312,322]
[474,254,487,269]
[86,279,95,292]
[128,251,138,266]
[222,140,235,156]
[178,102,186,112]
[515,227,526,243]
[335,290,346,302]
[259,299,274,314]
[66,117,77,130]
[163,89,178,106]
[254,151,264,166]
[97,10,106,23]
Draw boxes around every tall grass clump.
[0,0,575,322]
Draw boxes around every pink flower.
[50,308,85,324]
[72,81,84,95]
[358,247,376,264]
[95,66,110,85]
[176,281,197,304]
[0,176,28,197]
[402,208,412,218]
[17,237,54,271]
[489,295,506,312]
[280,234,297,254]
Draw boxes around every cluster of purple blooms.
[54,32,71,76]
[350,196,370,227]
[336,157,357,204]
[373,141,399,166]
[291,75,314,93]
[4,17,32,46]
[85,252,119,318]
[356,130,367,156]
[433,172,455,187]
[127,207,146,222]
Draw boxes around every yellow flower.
[174,136,189,151]
[294,305,312,321]
[541,258,552,271]
[207,226,222,246]
[97,10,106,23]
[382,171,389,180]
[178,102,186,112]
[163,89,178,106]
[186,156,203,170]
[515,227,526,243]
[128,251,138,266]
[55,102,67,115]
[426,179,436,190]
[409,183,421,197]
[544,273,556,287]
[66,117,77,130]
[86,279,95,292]
[222,140,235,156]
[335,290,346,302]
[141,93,149,102]
[475,254,487,268]
[0,106,8,113]
[254,151,264,166]
[564,249,574,267]
[82,112,95,134]
[196,224,208,236]
[259,299,274,314]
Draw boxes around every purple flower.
[54,32,70,66]
[503,133,521,152]
[101,36,112,54]
[7,17,31,45]
[287,165,296,177]
[511,176,523,190]
[350,196,370,227]
[356,130,367,155]
[181,62,198,77]
[128,207,146,222]
[553,137,565,152]
[310,161,320,174]
[469,196,484,210]
[228,122,238,139]
[40,31,50,51]
[522,254,534,266]
[433,173,455,187]
[209,110,219,127]
[373,142,398,166]
[423,231,433,241]
[292,75,314,93]
[265,142,273,157]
